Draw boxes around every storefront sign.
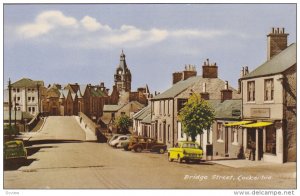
[250,108,270,118]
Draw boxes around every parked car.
[127,136,167,154]
[168,141,203,163]
[110,135,130,148]
[4,140,27,162]
[107,134,122,145]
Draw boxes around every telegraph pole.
[8,78,12,129]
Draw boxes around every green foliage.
[178,93,215,142]
[116,115,132,134]
[3,125,19,136]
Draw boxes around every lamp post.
[14,95,17,135]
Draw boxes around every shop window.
[217,123,223,141]
[266,126,276,154]
[247,81,255,101]
[264,79,274,101]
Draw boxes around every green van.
[4,140,27,161]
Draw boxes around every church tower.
[114,50,132,92]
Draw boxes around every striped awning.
[224,121,252,127]
[241,122,273,128]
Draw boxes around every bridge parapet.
[78,112,107,142]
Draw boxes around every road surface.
[4,142,296,189]
[28,116,86,141]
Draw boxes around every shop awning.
[224,121,252,127]
[241,122,273,128]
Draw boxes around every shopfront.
[241,121,283,163]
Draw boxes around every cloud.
[15,10,237,48]
[80,16,111,32]
[18,10,78,38]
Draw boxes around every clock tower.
[114,50,132,92]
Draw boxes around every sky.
[3,4,296,93]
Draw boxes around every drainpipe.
[172,98,175,147]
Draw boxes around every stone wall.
[283,65,296,162]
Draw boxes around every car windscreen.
[182,143,199,149]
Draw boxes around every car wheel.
[178,155,182,163]
[168,153,173,162]
[159,148,165,154]
[135,146,142,153]
[114,144,118,148]
[124,146,129,151]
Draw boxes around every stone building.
[238,28,296,163]
[150,62,241,152]
[9,78,45,116]
[132,105,152,137]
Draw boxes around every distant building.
[238,28,296,163]
[9,78,45,116]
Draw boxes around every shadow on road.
[26,145,57,156]
[25,139,85,146]
[4,158,37,171]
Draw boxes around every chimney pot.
[225,81,229,90]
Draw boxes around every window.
[159,124,162,140]
[28,107,32,112]
[167,125,170,142]
[247,81,255,101]
[167,100,170,115]
[17,97,20,102]
[159,101,162,114]
[264,79,274,101]
[28,97,31,102]
[266,126,276,154]
[177,99,188,113]
[121,112,125,116]
[16,88,20,93]
[32,97,35,102]
[231,127,238,144]
[111,113,115,119]
[163,101,165,115]
[217,123,223,141]
[178,121,183,138]
[32,107,35,113]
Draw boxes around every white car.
[110,135,130,148]
[107,134,122,145]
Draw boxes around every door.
[163,123,166,144]
[258,128,263,160]
[225,127,229,156]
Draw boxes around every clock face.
[118,70,122,74]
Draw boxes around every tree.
[116,114,132,134]
[178,93,215,142]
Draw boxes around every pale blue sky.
[4,4,296,93]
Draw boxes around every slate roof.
[134,105,151,120]
[242,43,296,79]
[103,104,124,112]
[79,85,88,96]
[152,76,240,100]
[11,78,44,88]
[212,99,242,120]
[141,113,152,124]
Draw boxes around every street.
[4,141,296,189]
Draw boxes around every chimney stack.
[200,82,209,100]
[267,27,289,60]
[221,81,232,102]
[202,58,218,78]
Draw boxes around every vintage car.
[168,141,203,163]
[127,136,167,154]
[110,135,131,148]
[4,140,27,161]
